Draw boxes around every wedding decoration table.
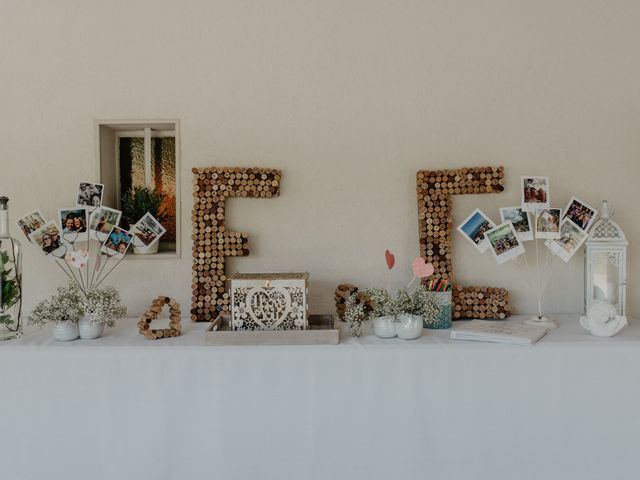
[2,316,639,480]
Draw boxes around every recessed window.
[97,120,180,258]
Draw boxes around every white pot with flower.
[28,282,126,341]
[78,286,127,339]
[344,253,439,340]
[28,283,83,341]
[21,187,164,342]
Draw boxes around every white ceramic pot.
[133,242,159,255]
[78,316,105,340]
[373,316,397,338]
[53,322,79,342]
[396,313,423,340]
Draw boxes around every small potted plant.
[389,286,439,339]
[344,252,438,339]
[346,285,438,339]
[121,186,166,254]
[28,282,127,341]
[78,286,127,339]
[28,283,84,341]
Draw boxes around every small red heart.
[412,257,434,278]
[385,249,395,270]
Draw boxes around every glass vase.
[0,197,23,340]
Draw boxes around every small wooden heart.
[138,296,182,340]
[411,257,434,278]
[385,249,395,270]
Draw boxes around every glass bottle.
[0,196,22,340]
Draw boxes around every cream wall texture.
[1,0,638,318]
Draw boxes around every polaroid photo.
[100,226,133,258]
[534,208,562,239]
[500,206,533,242]
[546,218,588,263]
[457,208,496,253]
[562,196,598,233]
[521,176,550,212]
[29,221,66,257]
[76,181,104,210]
[485,222,526,265]
[58,208,88,244]
[89,206,122,242]
[16,210,46,241]
[131,212,166,247]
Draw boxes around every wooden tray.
[206,314,339,345]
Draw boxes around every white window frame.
[95,119,181,260]
[114,129,176,209]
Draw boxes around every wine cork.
[138,296,182,339]
[416,167,511,319]
[191,167,282,321]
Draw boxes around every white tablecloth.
[2,315,639,480]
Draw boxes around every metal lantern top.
[586,201,628,248]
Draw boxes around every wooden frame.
[95,119,181,259]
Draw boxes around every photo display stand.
[514,221,562,329]
[18,181,162,297]
[466,180,598,329]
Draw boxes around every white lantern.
[585,201,628,316]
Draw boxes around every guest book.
[450,320,549,345]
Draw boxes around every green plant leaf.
[121,186,166,225]
[1,279,20,309]
[0,314,14,326]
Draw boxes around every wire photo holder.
[461,177,599,329]
[17,181,165,298]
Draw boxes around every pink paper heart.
[385,249,395,270]
[412,257,434,278]
[65,250,89,269]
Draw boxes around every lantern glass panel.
[591,250,622,308]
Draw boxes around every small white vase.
[78,316,105,340]
[396,313,423,340]
[373,316,397,338]
[133,242,159,255]
[53,322,79,342]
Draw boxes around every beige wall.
[1,0,638,318]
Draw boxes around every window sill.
[126,251,181,261]
[126,241,180,260]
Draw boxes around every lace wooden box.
[228,273,309,331]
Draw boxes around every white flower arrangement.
[345,251,440,337]
[80,285,127,327]
[27,283,84,327]
[345,285,438,337]
[28,281,126,328]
